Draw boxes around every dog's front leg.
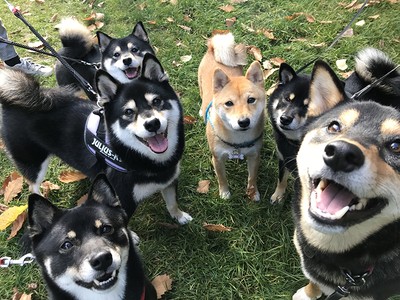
[212,154,230,199]
[270,158,289,204]
[246,152,260,201]
[161,181,193,224]
[293,281,322,300]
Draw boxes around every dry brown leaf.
[151,274,173,299]
[342,28,354,37]
[95,21,104,30]
[263,68,279,80]
[77,194,88,206]
[319,20,333,24]
[305,14,315,23]
[355,20,365,26]
[258,29,275,40]
[0,203,8,213]
[262,60,273,70]
[196,180,210,194]
[4,174,23,204]
[58,170,87,183]
[27,41,44,49]
[97,2,105,8]
[219,4,235,12]
[270,57,285,66]
[290,37,308,42]
[180,55,192,62]
[368,14,380,19]
[1,172,21,196]
[225,17,237,27]
[247,46,262,61]
[34,0,45,3]
[87,24,97,31]
[241,23,255,33]
[19,293,32,300]
[138,3,146,10]
[183,14,192,22]
[177,24,191,32]
[8,211,26,240]
[310,42,326,48]
[266,82,278,96]
[170,0,178,4]
[41,181,60,198]
[50,13,58,23]
[203,223,232,232]
[339,70,354,79]
[183,115,196,125]
[148,20,157,25]
[167,17,174,23]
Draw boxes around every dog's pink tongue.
[125,68,138,79]
[147,134,168,153]
[317,182,355,214]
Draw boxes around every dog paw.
[270,192,284,204]
[176,211,193,225]
[247,186,260,201]
[220,190,231,199]
[292,287,321,300]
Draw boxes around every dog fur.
[198,30,266,201]
[0,54,192,224]
[55,18,154,98]
[28,174,157,300]
[292,60,400,300]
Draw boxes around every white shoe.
[8,57,53,77]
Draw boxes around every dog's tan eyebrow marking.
[289,93,295,101]
[340,109,360,126]
[145,93,158,104]
[114,46,121,54]
[127,42,134,49]
[123,100,136,110]
[95,220,102,228]
[381,119,400,135]
[303,98,309,106]
[67,231,76,239]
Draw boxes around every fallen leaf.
[148,20,157,25]
[231,0,248,3]
[94,21,104,30]
[241,23,255,33]
[285,12,315,22]
[180,55,192,62]
[58,170,87,183]
[247,46,262,61]
[177,24,191,32]
[183,115,196,124]
[97,2,105,8]
[319,20,333,24]
[266,82,278,96]
[263,68,279,80]
[170,0,178,4]
[270,57,285,66]
[219,4,234,12]
[340,70,354,79]
[4,174,23,204]
[336,59,348,71]
[87,24,97,31]
[203,223,232,232]
[41,181,60,198]
[19,293,32,300]
[0,204,28,230]
[27,41,44,49]
[50,13,58,23]
[368,14,380,19]
[225,17,237,27]
[355,20,365,26]
[151,274,173,299]
[310,42,326,48]
[1,172,21,196]
[342,28,354,37]
[76,194,88,206]
[305,14,315,23]
[196,180,210,194]
[167,17,174,23]
[183,14,192,22]
[7,211,26,240]
[34,0,45,3]
[262,60,273,70]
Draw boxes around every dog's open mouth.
[124,67,139,80]
[77,270,118,291]
[136,131,168,153]
[309,178,386,226]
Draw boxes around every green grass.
[0,0,399,299]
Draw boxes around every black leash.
[296,0,369,73]
[4,0,98,101]
[0,36,100,68]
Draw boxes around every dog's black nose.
[238,118,250,128]
[90,252,113,271]
[323,140,364,172]
[280,114,293,126]
[144,118,161,132]
[123,58,132,66]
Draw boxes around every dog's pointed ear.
[307,60,346,118]
[141,54,169,82]
[86,174,121,208]
[213,69,230,94]
[279,63,297,84]
[97,31,113,52]
[95,70,121,106]
[245,61,264,88]
[28,194,60,238]
[132,21,149,42]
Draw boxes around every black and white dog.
[0,53,192,224]
[28,174,157,300]
[55,18,154,97]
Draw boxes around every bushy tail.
[0,69,54,110]
[355,48,400,94]
[208,30,247,67]
[57,17,94,58]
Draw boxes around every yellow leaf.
[0,205,28,230]
[151,274,173,299]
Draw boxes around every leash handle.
[0,253,35,268]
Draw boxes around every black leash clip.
[325,269,371,300]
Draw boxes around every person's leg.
[0,20,20,65]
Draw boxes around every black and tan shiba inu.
[28,174,157,300]
[267,63,311,203]
[292,60,400,300]
[0,54,192,224]
[55,18,154,97]
[198,30,266,201]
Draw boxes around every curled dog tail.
[0,69,54,110]
[355,48,400,95]
[57,17,94,58]
[208,30,247,67]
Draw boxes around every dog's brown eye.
[225,101,234,107]
[113,52,120,58]
[100,225,114,235]
[131,47,138,53]
[327,121,341,133]
[61,241,73,250]
[247,97,256,104]
[389,141,400,154]
[124,109,134,116]
[152,98,162,106]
